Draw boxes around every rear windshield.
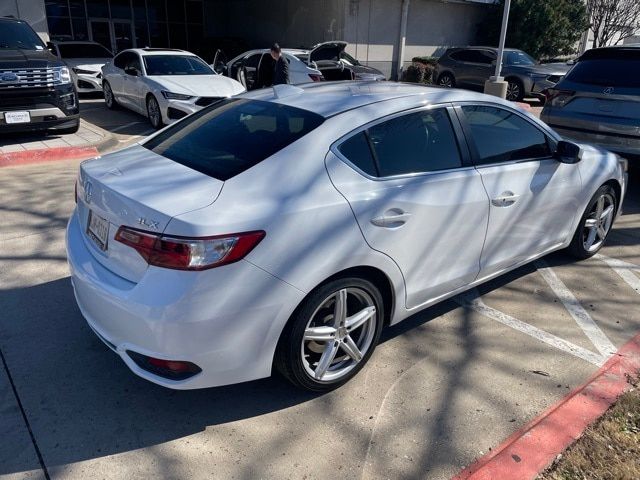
[565,58,640,88]
[144,99,325,180]
[59,43,112,58]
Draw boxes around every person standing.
[270,43,289,85]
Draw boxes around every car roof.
[126,48,197,56]
[240,80,510,118]
[51,40,104,45]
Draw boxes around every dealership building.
[2,0,493,78]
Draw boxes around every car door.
[109,51,129,102]
[122,52,146,114]
[325,106,490,309]
[457,104,582,276]
[242,53,262,90]
[469,49,496,86]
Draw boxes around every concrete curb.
[452,333,640,480]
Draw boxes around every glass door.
[89,20,112,52]
[113,22,134,53]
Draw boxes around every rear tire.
[506,78,524,102]
[437,72,455,88]
[567,185,617,259]
[274,277,384,392]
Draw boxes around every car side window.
[461,105,551,165]
[450,50,476,63]
[127,54,142,73]
[113,52,129,70]
[245,53,260,69]
[476,50,495,65]
[338,108,462,177]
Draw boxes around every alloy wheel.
[147,97,161,128]
[506,81,521,101]
[438,74,453,88]
[582,193,615,252]
[104,83,114,108]
[301,287,378,382]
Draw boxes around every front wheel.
[103,81,117,109]
[437,72,455,88]
[146,95,164,129]
[274,278,384,392]
[506,78,524,102]
[567,185,617,259]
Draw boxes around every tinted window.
[113,52,131,69]
[367,109,462,177]
[338,132,377,176]
[0,21,46,50]
[504,50,535,66]
[58,43,113,58]
[144,55,212,75]
[450,50,477,62]
[144,99,325,181]
[462,106,550,164]
[245,54,261,69]
[565,59,640,88]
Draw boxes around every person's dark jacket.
[273,55,290,85]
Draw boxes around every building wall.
[344,0,490,78]
[1,0,49,41]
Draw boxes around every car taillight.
[308,74,324,82]
[114,226,265,270]
[545,89,575,108]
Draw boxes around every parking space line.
[110,121,144,132]
[535,260,617,357]
[456,290,606,367]
[595,254,640,295]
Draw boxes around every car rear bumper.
[546,123,640,158]
[66,209,305,389]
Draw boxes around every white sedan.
[52,41,113,93]
[66,82,627,392]
[101,48,245,128]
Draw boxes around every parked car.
[67,82,626,392]
[214,48,324,90]
[215,41,385,90]
[51,41,113,93]
[0,17,79,134]
[101,48,245,128]
[541,45,640,160]
[434,47,570,101]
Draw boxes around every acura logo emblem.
[84,182,93,203]
[603,87,614,95]
[0,72,19,82]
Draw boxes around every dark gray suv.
[541,46,640,160]
[434,47,570,101]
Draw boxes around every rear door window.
[143,99,325,180]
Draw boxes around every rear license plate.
[4,111,30,124]
[87,210,109,251]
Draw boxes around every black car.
[434,47,570,101]
[0,17,79,134]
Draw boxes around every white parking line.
[535,259,617,357]
[456,290,606,366]
[595,254,640,295]
[110,121,144,132]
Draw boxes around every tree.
[478,0,589,59]
[586,0,640,48]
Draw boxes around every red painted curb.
[0,146,99,168]
[453,333,640,480]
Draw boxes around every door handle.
[370,209,412,228]
[491,191,520,207]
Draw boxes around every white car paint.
[101,48,245,126]
[66,82,627,390]
[52,41,113,93]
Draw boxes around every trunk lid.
[77,144,224,282]
[309,41,348,63]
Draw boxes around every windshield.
[565,58,640,88]
[59,43,112,58]
[144,99,325,181]
[144,55,213,75]
[504,51,536,66]
[340,51,360,66]
[0,21,46,50]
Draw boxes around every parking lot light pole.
[484,0,511,99]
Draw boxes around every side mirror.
[124,66,139,76]
[555,140,581,164]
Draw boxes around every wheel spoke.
[333,289,348,327]
[597,226,607,240]
[600,205,614,222]
[315,341,339,380]
[584,218,597,228]
[340,335,363,362]
[345,306,376,332]
[595,196,605,218]
[304,325,336,342]
[585,227,598,250]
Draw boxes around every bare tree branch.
[586,0,640,48]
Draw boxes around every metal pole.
[396,0,410,81]
[494,0,511,78]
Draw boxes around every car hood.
[0,48,62,69]
[64,58,111,71]
[309,41,348,63]
[148,74,246,97]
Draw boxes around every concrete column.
[396,0,410,81]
